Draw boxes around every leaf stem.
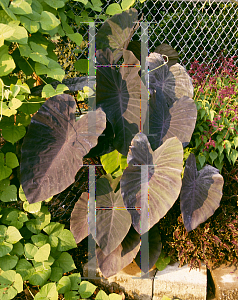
[24,282,35,299]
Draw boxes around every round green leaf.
[57,229,77,252]
[40,11,60,31]
[0,241,13,257]
[10,241,24,256]
[0,165,12,181]
[16,259,34,281]
[109,294,123,300]
[106,3,122,15]
[0,45,16,76]
[121,0,135,11]
[0,255,18,271]
[10,0,32,15]
[1,124,26,144]
[49,267,63,282]
[155,249,171,271]
[5,152,19,169]
[69,273,81,290]
[96,290,109,300]
[20,16,40,33]
[54,252,76,273]
[67,33,83,46]
[78,281,97,298]
[24,243,38,259]
[5,226,22,244]
[31,233,48,247]
[0,185,17,202]
[34,283,58,300]
[34,243,51,262]
[57,276,71,294]
[74,58,88,73]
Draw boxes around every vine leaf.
[148,52,194,106]
[121,133,183,234]
[21,94,106,203]
[96,225,140,278]
[180,153,224,232]
[147,87,197,150]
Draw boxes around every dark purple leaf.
[96,225,140,278]
[96,8,139,64]
[21,94,106,203]
[180,153,224,232]
[96,49,147,156]
[84,120,115,158]
[135,224,162,272]
[147,87,197,150]
[70,192,89,243]
[148,52,193,106]
[154,43,179,68]
[90,177,131,256]
[121,133,183,234]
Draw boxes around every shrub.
[188,54,238,171]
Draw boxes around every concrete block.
[209,264,238,300]
[83,259,156,300]
[153,262,207,300]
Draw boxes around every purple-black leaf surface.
[96,225,140,278]
[96,49,147,156]
[147,87,197,150]
[180,153,224,232]
[148,52,193,106]
[70,192,89,243]
[96,8,139,64]
[90,177,131,256]
[135,224,162,272]
[20,94,106,203]
[121,133,183,234]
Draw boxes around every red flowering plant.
[188,54,238,171]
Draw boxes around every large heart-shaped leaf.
[135,224,162,273]
[90,177,131,256]
[96,225,140,278]
[21,94,106,203]
[96,8,139,64]
[148,52,193,106]
[96,49,147,155]
[180,153,224,232]
[70,192,89,244]
[121,133,183,234]
[147,87,197,150]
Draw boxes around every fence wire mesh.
[56,0,238,77]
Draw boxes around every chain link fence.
[56,0,238,76]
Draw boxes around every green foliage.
[0,192,120,299]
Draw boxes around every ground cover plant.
[0,0,142,298]
[19,8,224,279]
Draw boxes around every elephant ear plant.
[21,9,224,278]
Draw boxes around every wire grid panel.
[57,0,237,75]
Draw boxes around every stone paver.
[209,264,238,300]
[83,259,156,300]
[153,262,207,300]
